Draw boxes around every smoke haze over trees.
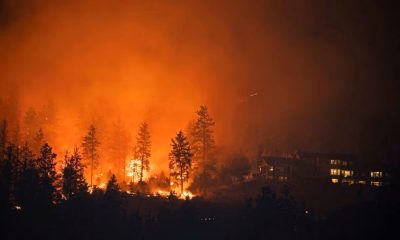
[0,0,398,170]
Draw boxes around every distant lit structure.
[257,151,389,187]
[369,170,384,187]
[258,156,293,182]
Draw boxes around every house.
[258,156,294,182]
[296,151,356,185]
[256,151,390,187]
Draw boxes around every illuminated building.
[257,151,389,187]
[258,156,293,182]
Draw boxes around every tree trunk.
[180,165,183,196]
[202,130,207,167]
[132,166,135,183]
[90,157,93,186]
[140,158,143,182]
[123,158,126,182]
[90,146,94,186]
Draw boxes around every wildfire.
[182,191,195,199]
[83,160,196,200]
[98,182,106,189]
[156,189,167,196]
[126,158,148,182]
[87,181,195,200]
[88,182,106,193]
[153,189,195,199]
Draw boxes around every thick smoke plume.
[1,0,398,171]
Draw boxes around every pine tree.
[106,174,120,194]
[15,144,40,210]
[104,174,123,218]
[134,122,151,182]
[190,106,215,171]
[20,143,35,170]
[169,130,193,196]
[127,158,140,183]
[109,120,129,182]
[37,143,59,205]
[62,148,87,199]
[12,122,21,147]
[0,148,13,209]
[33,128,45,154]
[7,144,21,205]
[0,119,8,162]
[82,124,100,186]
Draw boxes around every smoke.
[0,0,398,170]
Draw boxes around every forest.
[0,104,398,240]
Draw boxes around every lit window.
[342,161,348,166]
[342,179,354,185]
[342,170,353,177]
[331,178,339,184]
[371,181,382,187]
[330,160,341,165]
[278,176,287,181]
[330,169,340,175]
[358,181,366,185]
[370,171,382,178]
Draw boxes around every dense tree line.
[0,142,316,240]
[0,120,398,239]
[0,104,253,198]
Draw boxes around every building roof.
[263,156,295,165]
[297,151,357,161]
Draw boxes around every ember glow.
[126,159,144,183]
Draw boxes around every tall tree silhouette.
[134,122,151,182]
[104,174,121,210]
[109,120,129,182]
[82,124,100,186]
[12,122,21,147]
[19,143,36,170]
[0,146,14,209]
[32,128,45,154]
[169,130,193,195]
[62,148,87,199]
[0,119,7,162]
[15,144,40,210]
[104,174,123,223]
[106,174,120,194]
[4,144,21,207]
[190,106,215,171]
[37,143,59,205]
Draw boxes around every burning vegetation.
[0,105,219,202]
